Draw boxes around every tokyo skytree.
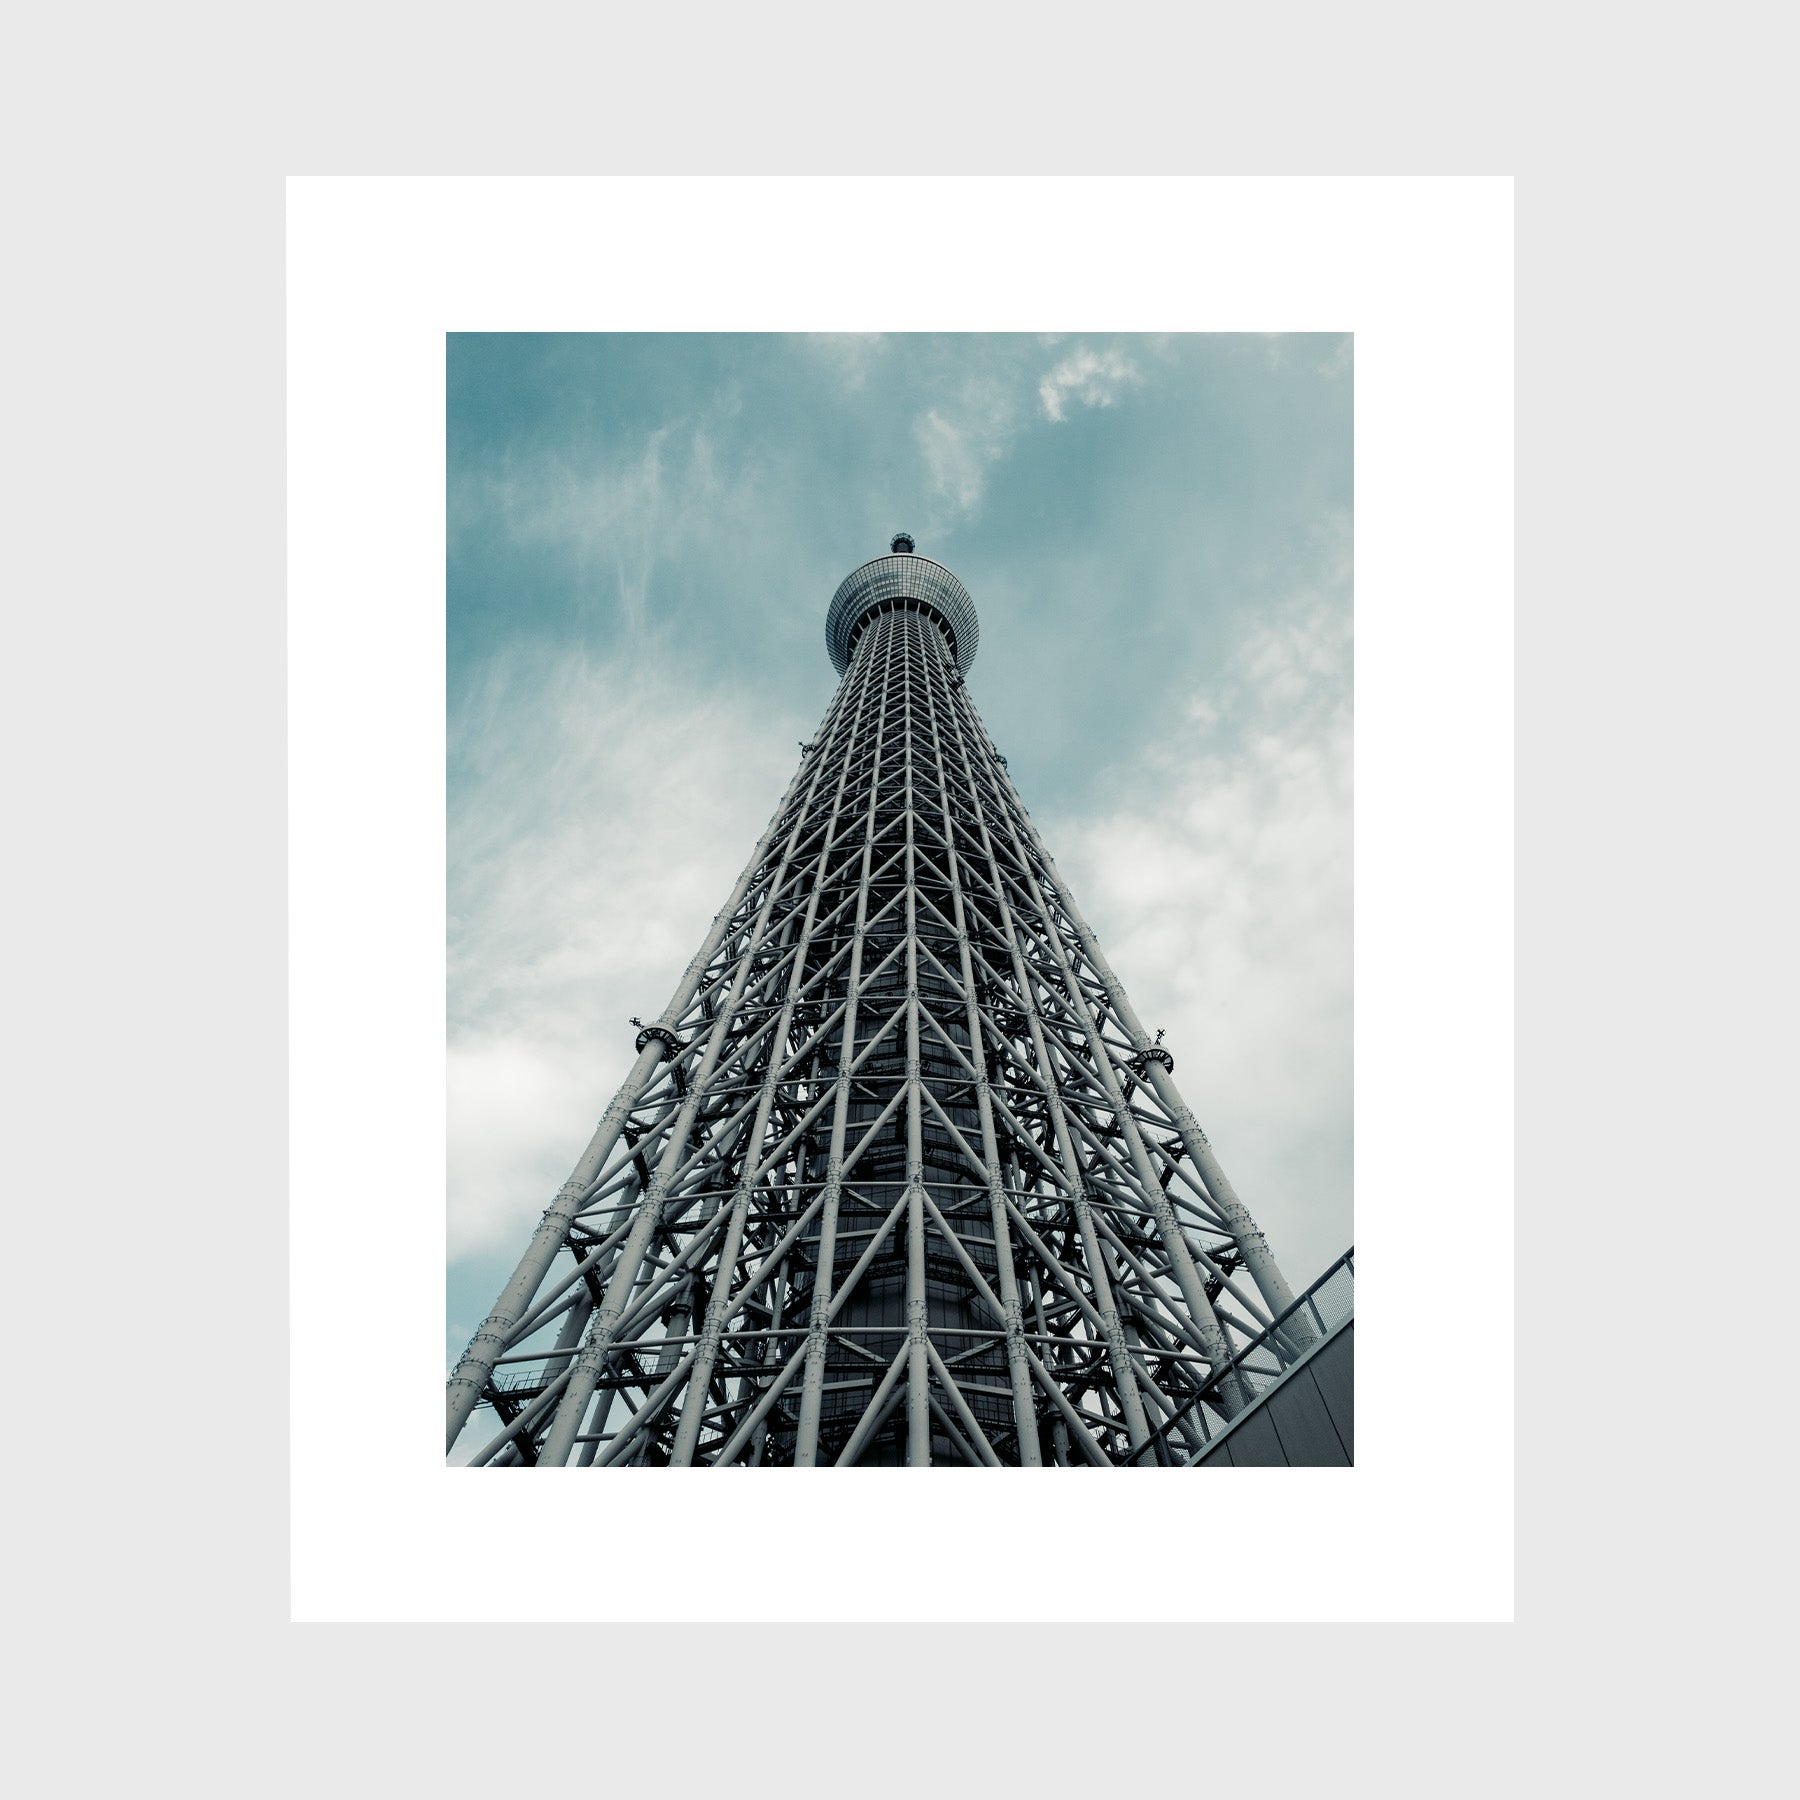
[447,536,1351,1467]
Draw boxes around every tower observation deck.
[447,537,1326,1466]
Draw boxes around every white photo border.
[289,175,1512,1622]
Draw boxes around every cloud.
[448,646,805,1261]
[909,338,1148,521]
[1038,345,1143,421]
[914,408,988,514]
[1048,513,1352,1284]
[806,332,887,390]
[461,408,749,641]
[914,374,1022,518]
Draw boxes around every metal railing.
[1128,1246,1354,1465]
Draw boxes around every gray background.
[8,7,1772,1791]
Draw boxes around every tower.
[447,537,1332,1467]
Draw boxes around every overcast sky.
[447,331,1352,1366]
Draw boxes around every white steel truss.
[447,547,1316,1467]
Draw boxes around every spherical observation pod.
[825,536,980,676]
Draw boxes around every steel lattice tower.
[448,536,1320,1467]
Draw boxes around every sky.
[447,331,1352,1368]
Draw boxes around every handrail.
[1127,1246,1354,1466]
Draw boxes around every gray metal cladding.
[1213,1407,1287,1468]
[1192,1324,1355,1467]
[1306,1320,1354,1452]
[1260,1361,1349,1465]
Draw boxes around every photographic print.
[445,332,1352,1467]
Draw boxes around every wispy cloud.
[806,332,888,390]
[461,409,745,641]
[1318,336,1352,381]
[913,374,1022,519]
[1038,345,1142,421]
[448,646,804,1260]
[1050,511,1352,1282]
[908,339,1150,522]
